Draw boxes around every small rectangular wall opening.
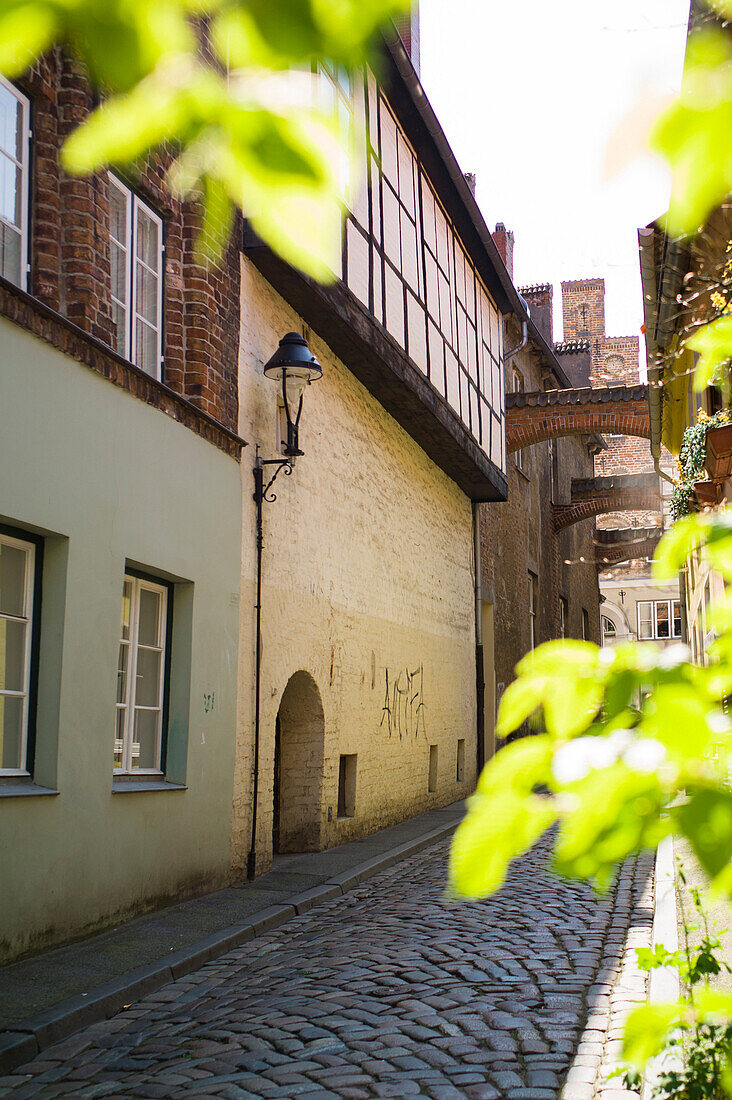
[428,744,438,793]
[337,754,357,818]
[456,739,465,783]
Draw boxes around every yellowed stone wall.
[231,258,478,875]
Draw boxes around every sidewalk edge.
[641,834,679,1100]
[0,814,460,1074]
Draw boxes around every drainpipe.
[639,225,687,487]
[473,504,485,776]
[505,318,528,362]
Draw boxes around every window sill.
[112,777,187,794]
[515,464,531,483]
[0,779,59,798]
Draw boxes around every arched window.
[602,616,617,642]
[512,368,525,472]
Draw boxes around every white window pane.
[111,239,127,303]
[135,319,159,376]
[673,601,682,637]
[135,647,161,707]
[121,580,132,640]
[114,707,125,769]
[0,694,24,770]
[656,602,670,639]
[0,84,21,160]
[135,205,159,270]
[0,542,26,617]
[0,154,21,227]
[637,602,652,640]
[0,618,26,691]
[0,221,21,285]
[135,262,158,325]
[112,300,128,357]
[138,588,160,647]
[133,709,160,770]
[109,183,127,242]
[117,642,128,704]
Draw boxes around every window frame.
[529,571,537,650]
[636,599,682,640]
[559,596,568,639]
[513,368,525,472]
[115,569,173,776]
[108,174,164,379]
[0,524,43,777]
[0,76,30,291]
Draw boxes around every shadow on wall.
[273,670,325,854]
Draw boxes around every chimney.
[492,222,514,280]
[518,284,553,346]
[464,172,476,197]
[393,5,421,74]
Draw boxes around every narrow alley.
[1,836,652,1100]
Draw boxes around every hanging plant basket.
[705,422,732,481]
[693,479,721,507]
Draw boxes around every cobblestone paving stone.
[0,836,653,1100]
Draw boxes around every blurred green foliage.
[0,0,409,275]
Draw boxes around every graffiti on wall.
[380,665,426,739]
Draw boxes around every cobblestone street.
[0,837,652,1100]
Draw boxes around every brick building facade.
[17,50,240,430]
[557,277,678,644]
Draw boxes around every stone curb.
[642,835,679,1100]
[0,815,460,1074]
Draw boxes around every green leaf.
[622,1003,683,1068]
[651,27,732,235]
[495,675,546,738]
[0,2,57,77]
[641,684,716,762]
[475,735,553,797]
[688,316,732,392]
[554,763,668,887]
[653,514,708,581]
[675,788,732,883]
[448,789,555,899]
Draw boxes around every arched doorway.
[273,671,325,854]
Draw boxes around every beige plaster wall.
[232,259,477,875]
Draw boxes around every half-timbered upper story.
[244,32,524,502]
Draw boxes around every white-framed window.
[0,77,29,290]
[513,368,525,472]
[602,616,617,643]
[0,530,39,775]
[115,573,170,774]
[108,175,163,378]
[529,571,537,650]
[636,599,682,640]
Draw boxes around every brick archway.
[594,526,661,568]
[507,385,649,453]
[552,473,661,532]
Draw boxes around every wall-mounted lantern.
[263,331,323,459]
[248,330,322,880]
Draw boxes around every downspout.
[505,318,528,362]
[473,504,484,776]
[638,226,686,486]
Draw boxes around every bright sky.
[419,0,690,342]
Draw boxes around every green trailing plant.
[671,410,732,522]
[618,866,732,1098]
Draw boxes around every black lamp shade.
[263,332,322,385]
